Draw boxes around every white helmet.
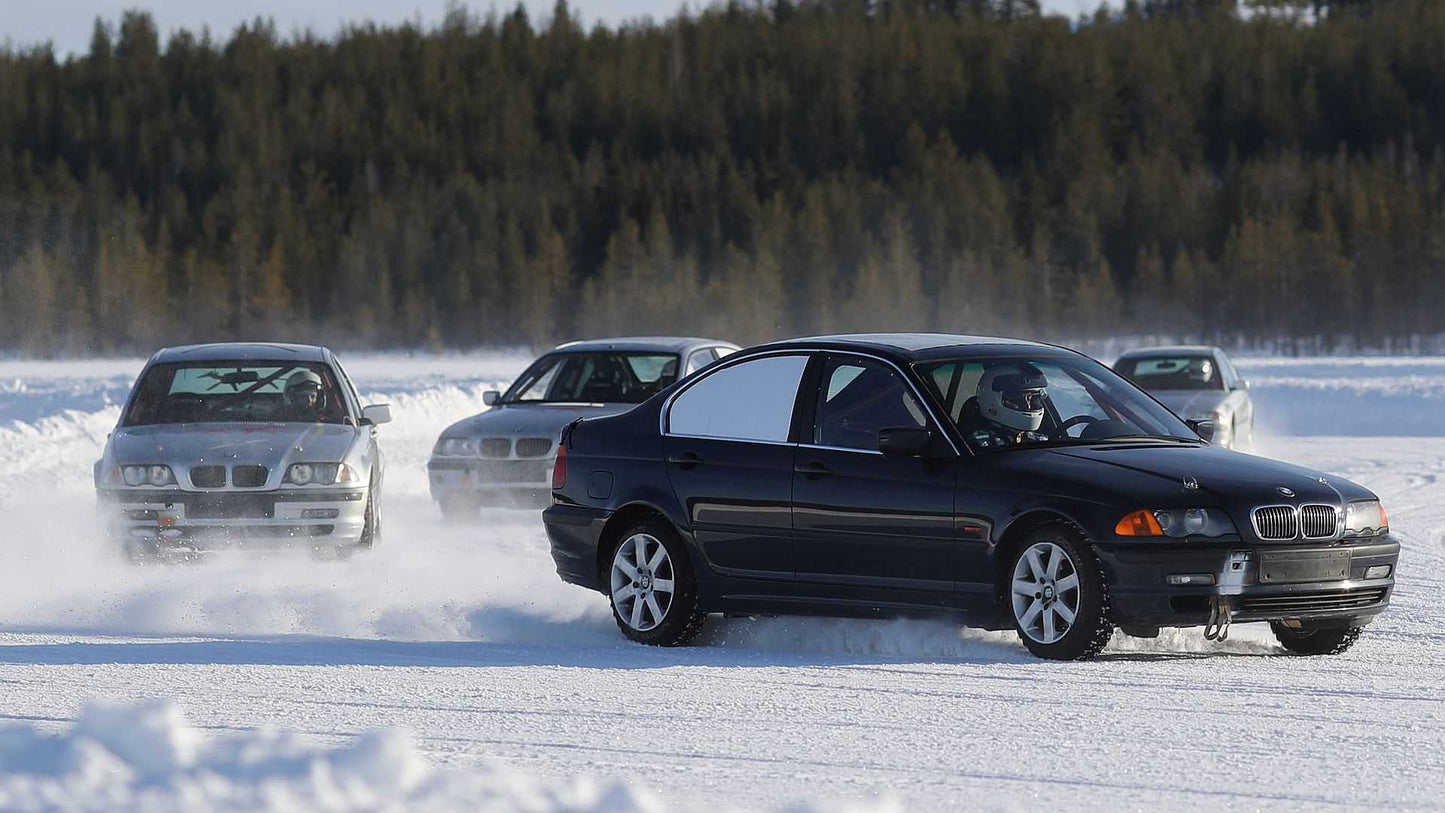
[284,369,325,407]
[977,363,1047,433]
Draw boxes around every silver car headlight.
[121,465,175,487]
[1343,500,1388,538]
[285,463,355,486]
[434,437,477,457]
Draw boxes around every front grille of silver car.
[515,437,553,458]
[1252,505,1298,541]
[190,465,226,488]
[232,465,268,488]
[479,438,512,458]
[1299,504,1339,539]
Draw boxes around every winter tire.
[1007,523,1113,660]
[608,519,707,646]
[1271,622,1362,656]
[359,490,380,550]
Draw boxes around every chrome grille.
[232,465,268,488]
[190,465,225,488]
[515,437,553,458]
[1252,505,1298,541]
[1299,504,1339,539]
[479,438,512,458]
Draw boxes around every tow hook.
[1206,550,1251,642]
[1204,596,1233,641]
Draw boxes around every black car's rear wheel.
[1271,622,1362,655]
[1007,524,1113,660]
[608,519,706,646]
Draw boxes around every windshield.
[123,361,350,426]
[916,355,1197,450]
[502,352,680,404]
[1115,355,1224,391]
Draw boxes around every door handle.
[667,451,703,469]
[795,460,831,478]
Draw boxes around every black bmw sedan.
[542,334,1399,660]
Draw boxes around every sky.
[2,0,1103,56]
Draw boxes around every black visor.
[1001,389,1045,412]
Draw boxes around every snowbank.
[0,701,895,813]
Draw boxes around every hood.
[1147,389,1229,419]
[984,442,1375,542]
[443,403,638,439]
[1042,444,1360,505]
[110,422,362,491]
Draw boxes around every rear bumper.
[1097,536,1399,627]
[98,487,368,550]
[542,503,611,591]
[428,459,553,506]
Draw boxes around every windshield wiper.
[1095,435,1203,444]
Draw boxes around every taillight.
[551,443,568,490]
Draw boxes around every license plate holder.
[1258,550,1351,584]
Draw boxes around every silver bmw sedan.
[94,343,391,561]
[428,336,738,517]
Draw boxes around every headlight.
[121,465,174,487]
[1116,508,1237,538]
[285,463,353,486]
[435,437,477,457]
[1344,500,1388,537]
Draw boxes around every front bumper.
[1097,536,1400,627]
[542,503,611,590]
[98,487,368,551]
[428,458,554,507]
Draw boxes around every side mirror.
[360,404,393,426]
[878,427,932,457]
[1239,378,1250,391]
[483,390,501,406]
[1186,418,1216,444]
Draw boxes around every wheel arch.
[595,500,692,588]
[991,509,1093,618]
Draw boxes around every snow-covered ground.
[0,353,1441,811]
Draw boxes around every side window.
[815,358,926,451]
[685,348,717,375]
[668,355,809,442]
[1217,353,1240,389]
[332,359,363,417]
[923,361,985,424]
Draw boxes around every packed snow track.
[0,355,1441,810]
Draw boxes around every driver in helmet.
[965,363,1049,448]
[282,369,328,421]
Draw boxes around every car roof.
[550,336,738,355]
[754,333,1067,362]
[1115,345,1222,360]
[150,343,330,364]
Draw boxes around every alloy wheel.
[1011,541,1082,645]
[610,533,676,632]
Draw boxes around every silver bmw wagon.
[94,343,392,561]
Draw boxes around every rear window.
[1116,356,1224,392]
[123,362,349,426]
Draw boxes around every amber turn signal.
[1115,509,1164,536]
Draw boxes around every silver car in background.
[1112,345,1254,449]
[428,336,739,517]
[94,343,392,561]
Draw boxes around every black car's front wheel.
[1007,525,1114,660]
[1271,622,1362,655]
[608,520,707,646]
